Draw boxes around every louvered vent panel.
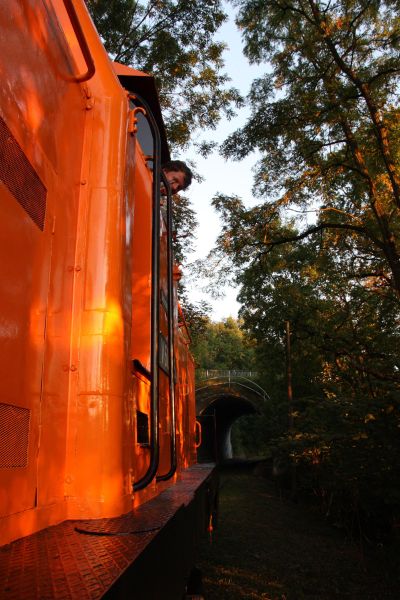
[0,116,47,230]
[0,403,31,468]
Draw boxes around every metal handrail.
[198,369,259,379]
[62,0,96,83]
[196,377,270,402]
[132,93,161,492]
[157,175,177,482]
[195,420,202,449]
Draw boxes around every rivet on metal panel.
[67,266,74,272]
[75,266,82,272]
[80,179,87,185]
[70,365,77,372]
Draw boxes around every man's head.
[162,160,193,194]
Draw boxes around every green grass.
[197,465,400,599]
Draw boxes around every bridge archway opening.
[230,412,266,459]
[199,395,258,462]
[196,375,269,463]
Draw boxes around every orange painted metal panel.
[0,0,133,540]
[0,0,86,524]
[0,0,201,550]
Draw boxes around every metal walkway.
[0,465,217,599]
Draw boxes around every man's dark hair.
[162,160,193,190]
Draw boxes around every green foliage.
[207,3,400,516]
[86,0,242,151]
[177,292,211,345]
[169,192,210,340]
[85,1,242,328]
[191,316,257,370]
[171,192,197,264]
[223,0,400,294]
[226,229,400,528]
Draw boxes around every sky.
[181,3,265,322]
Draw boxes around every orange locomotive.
[0,1,216,597]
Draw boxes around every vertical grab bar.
[195,420,202,449]
[62,0,95,83]
[132,93,161,492]
[157,174,177,481]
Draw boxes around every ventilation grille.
[0,403,31,468]
[0,116,47,230]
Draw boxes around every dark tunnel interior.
[197,394,258,463]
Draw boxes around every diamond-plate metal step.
[0,465,217,600]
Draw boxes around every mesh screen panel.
[0,403,31,468]
[0,116,47,230]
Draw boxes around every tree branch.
[262,221,383,251]
[307,0,400,207]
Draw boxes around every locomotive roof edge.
[112,61,171,165]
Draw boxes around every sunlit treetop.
[86,0,243,152]
[219,0,400,296]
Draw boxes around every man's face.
[163,169,186,194]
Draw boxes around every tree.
[191,317,257,370]
[162,192,213,339]
[86,0,242,151]
[202,1,400,524]
[85,1,241,327]
[221,0,400,295]
[218,218,400,524]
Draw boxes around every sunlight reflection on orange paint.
[103,300,123,336]
[15,67,45,135]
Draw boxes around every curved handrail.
[62,0,96,83]
[196,380,270,402]
[157,175,177,482]
[195,420,202,449]
[198,369,259,379]
[199,371,269,398]
[196,374,270,401]
[131,93,161,492]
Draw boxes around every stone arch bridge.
[195,370,269,463]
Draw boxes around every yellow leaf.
[364,413,376,423]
